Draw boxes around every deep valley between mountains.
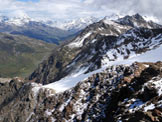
[0,14,162,122]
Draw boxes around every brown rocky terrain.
[0,62,161,122]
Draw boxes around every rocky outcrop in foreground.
[0,62,162,122]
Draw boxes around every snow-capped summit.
[0,16,9,22]
[7,15,32,26]
[0,15,77,44]
[103,13,123,21]
[143,15,160,23]
[116,13,161,29]
[62,16,98,31]
[0,15,32,26]
[44,16,99,32]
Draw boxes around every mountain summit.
[29,14,162,84]
[49,16,99,33]
[116,13,161,28]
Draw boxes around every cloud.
[83,0,162,22]
[0,0,161,23]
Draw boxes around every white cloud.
[83,0,162,22]
[0,0,161,23]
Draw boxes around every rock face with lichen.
[0,62,162,122]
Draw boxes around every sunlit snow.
[43,44,162,93]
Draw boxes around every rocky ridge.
[0,62,162,122]
[29,14,162,85]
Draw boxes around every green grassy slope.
[0,33,55,78]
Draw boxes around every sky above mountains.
[0,0,161,22]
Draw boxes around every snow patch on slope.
[43,65,107,93]
[43,44,162,93]
[68,32,92,48]
[143,16,160,23]
[106,44,162,66]
[144,104,155,112]
[144,77,162,96]
[102,33,162,65]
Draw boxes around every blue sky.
[0,0,161,22]
[17,0,39,2]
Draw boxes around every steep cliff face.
[0,62,162,122]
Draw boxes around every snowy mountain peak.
[0,16,9,22]
[132,13,145,20]
[78,16,97,23]
[143,15,160,23]
[103,13,122,21]
[67,14,161,49]
[0,15,32,26]
[116,13,161,28]
[8,17,31,26]
[50,16,99,32]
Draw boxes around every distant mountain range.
[0,16,80,44]
[0,14,159,45]
[0,15,99,32]
[44,16,99,33]
[0,15,124,44]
